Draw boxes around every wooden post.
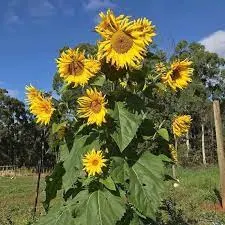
[213,100,225,208]
[201,123,207,166]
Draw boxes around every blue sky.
[0,0,225,100]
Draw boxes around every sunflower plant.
[27,9,193,225]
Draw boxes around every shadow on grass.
[213,188,222,207]
[146,199,197,225]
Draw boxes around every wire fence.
[0,165,52,177]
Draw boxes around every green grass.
[0,166,225,225]
[163,165,225,224]
[0,176,45,225]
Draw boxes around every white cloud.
[200,30,225,58]
[84,0,116,11]
[4,10,23,25]
[7,89,19,98]
[28,0,56,18]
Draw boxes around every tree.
[0,88,54,167]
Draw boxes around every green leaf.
[111,102,142,152]
[59,143,69,161]
[63,135,100,191]
[90,75,106,86]
[128,152,165,218]
[36,202,74,225]
[100,176,116,191]
[157,128,169,141]
[110,157,129,184]
[43,162,65,212]
[71,190,126,225]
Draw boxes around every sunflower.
[96,10,156,69]
[162,59,193,91]
[82,149,107,176]
[172,115,192,137]
[26,85,55,125]
[77,88,107,126]
[56,48,101,87]
[155,62,167,76]
[169,144,178,163]
[25,85,41,103]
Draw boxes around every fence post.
[213,100,225,208]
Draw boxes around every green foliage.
[72,190,126,225]
[157,128,169,142]
[33,31,200,225]
[43,162,65,211]
[37,202,74,225]
[128,152,165,218]
[111,102,142,152]
[62,135,101,191]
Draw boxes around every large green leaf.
[43,162,65,211]
[36,202,74,225]
[59,143,69,161]
[72,189,126,225]
[62,135,100,191]
[128,152,165,218]
[111,102,142,152]
[110,157,129,184]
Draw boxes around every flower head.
[56,48,101,87]
[77,88,107,126]
[96,10,156,69]
[25,85,41,103]
[26,85,55,125]
[82,149,107,176]
[172,115,192,137]
[162,59,193,91]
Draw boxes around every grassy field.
[161,166,225,225]
[0,166,224,225]
[0,176,45,225]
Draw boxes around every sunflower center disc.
[92,159,99,166]
[68,61,84,75]
[91,100,102,113]
[111,31,133,54]
[171,68,181,80]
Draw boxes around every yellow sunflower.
[155,62,167,76]
[82,149,107,176]
[133,18,156,45]
[162,59,193,91]
[169,144,178,163]
[26,85,55,125]
[96,10,156,69]
[172,115,192,137]
[77,88,107,126]
[56,48,101,87]
[25,85,42,103]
